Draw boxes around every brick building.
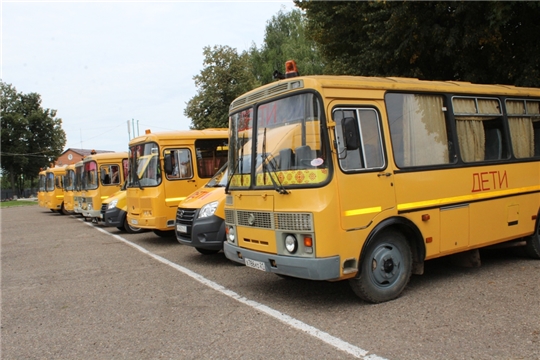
[56,148,114,166]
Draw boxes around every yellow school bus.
[73,160,84,215]
[63,164,76,214]
[223,61,540,303]
[37,169,47,208]
[175,163,228,254]
[80,152,128,222]
[126,129,228,237]
[44,166,67,213]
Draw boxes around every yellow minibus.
[80,152,128,222]
[44,166,66,213]
[126,129,228,237]
[175,163,228,254]
[223,61,540,303]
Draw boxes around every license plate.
[131,219,138,225]
[176,224,187,233]
[245,258,266,271]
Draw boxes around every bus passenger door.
[163,148,199,208]
[333,106,396,231]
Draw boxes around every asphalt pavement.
[2,205,539,359]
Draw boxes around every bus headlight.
[198,201,218,218]
[226,226,236,243]
[107,199,118,209]
[284,234,298,254]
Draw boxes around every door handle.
[377,172,392,177]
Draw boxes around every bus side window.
[455,97,508,162]
[535,125,540,156]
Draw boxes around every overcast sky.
[2,0,295,153]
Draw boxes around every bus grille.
[100,203,107,216]
[237,211,273,229]
[225,209,235,225]
[274,213,313,231]
[229,210,313,232]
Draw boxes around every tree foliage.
[185,45,257,129]
[295,1,540,86]
[185,8,324,130]
[248,8,324,85]
[1,81,66,195]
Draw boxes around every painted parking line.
[83,221,386,360]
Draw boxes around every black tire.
[195,247,220,255]
[123,216,143,234]
[524,220,540,259]
[60,202,69,215]
[349,230,412,303]
[153,229,175,238]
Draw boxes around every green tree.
[295,1,540,86]
[1,81,66,196]
[185,45,257,129]
[248,8,324,85]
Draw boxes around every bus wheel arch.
[524,210,540,259]
[349,217,425,303]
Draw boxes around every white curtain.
[402,94,448,166]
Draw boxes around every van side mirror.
[164,153,172,175]
[342,117,360,150]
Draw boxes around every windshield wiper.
[225,157,239,194]
[261,128,289,195]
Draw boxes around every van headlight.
[107,199,118,209]
[198,201,218,218]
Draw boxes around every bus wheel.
[60,203,69,215]
[195,247,220,255]
[123,217,143,234]
[524,222,540,259]
[349,230,412,303]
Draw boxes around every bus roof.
[83,151,128,163]
[230,75,540,113]
[128,129,229,146]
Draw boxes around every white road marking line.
[83,221,386,360]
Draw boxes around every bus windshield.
[83,161,99,190]
[64,169,75,191]
[39,174,46,192]
[228,92,329,191]
[128,142,161,188]
[74,164,83,191]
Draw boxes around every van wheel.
[349,230,412,303]
[524,221,540,259]
[123,217,142,234]
[195,247,220,255]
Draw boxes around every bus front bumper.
[223,242,341,281]
[82,209,102,219]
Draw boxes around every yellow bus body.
[126,129,228,234]
[44,166,66,212]
[81,152,128,220]
[63,164,76,213]
[223,74,540,303]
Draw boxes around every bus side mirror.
[342,117,360,150]
[164,153,173,175]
